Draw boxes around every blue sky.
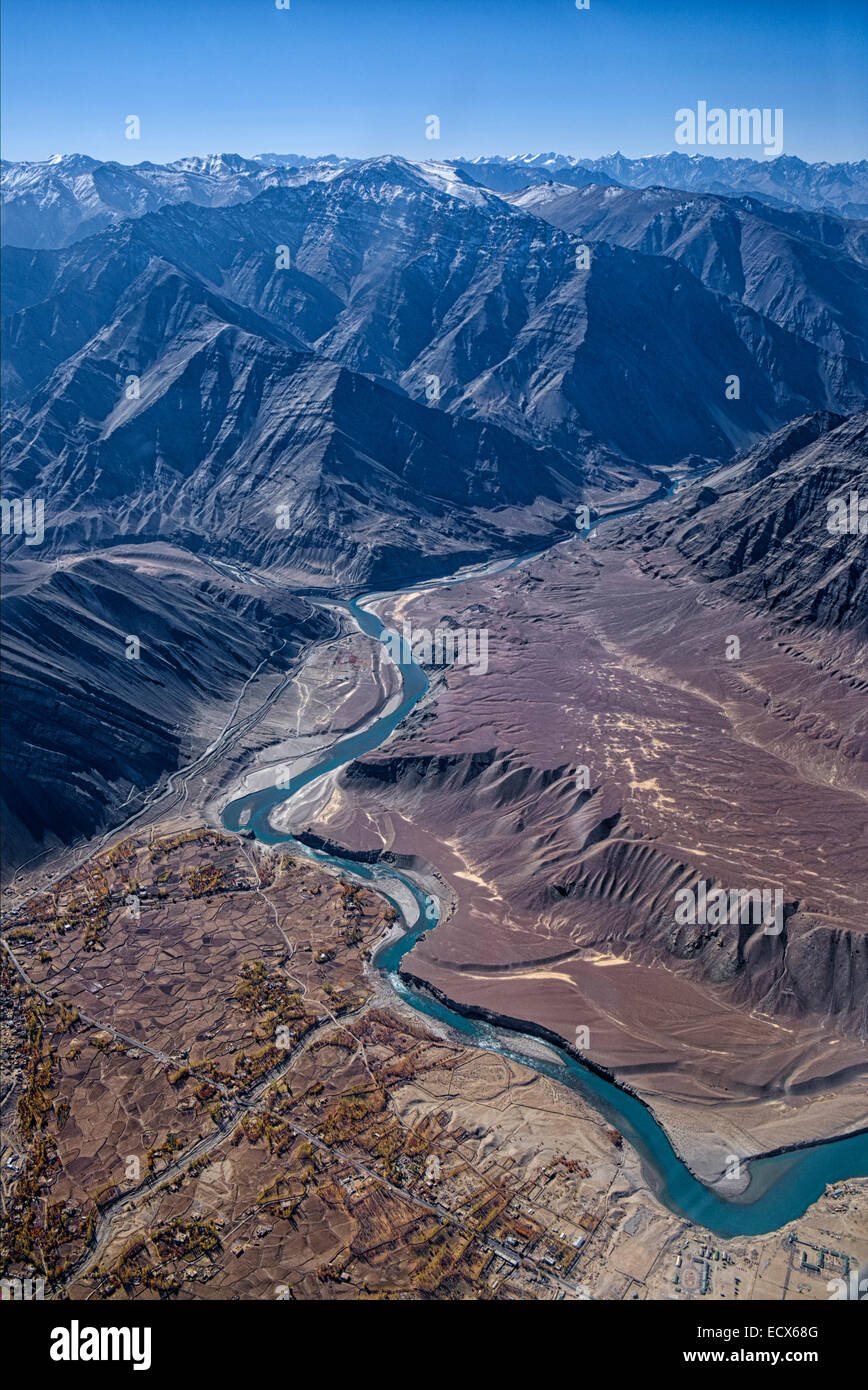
[2,0,866,164]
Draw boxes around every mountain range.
[4,156,867,530]
[456,152,868,217]
[4,150,867,250]
[2,149,866,874]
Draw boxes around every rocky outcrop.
[618,411,868,635]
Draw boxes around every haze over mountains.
[458,152,868,216]
[3,149,868,249]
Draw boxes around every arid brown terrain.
[2,830,864,1300]
[284,415,868,1181]
[3,0,868,1322]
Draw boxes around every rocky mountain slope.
[512,183,868,364]
[5,157,867,518]
[0,152,344,250]
[0,549,329,873]
[616,410,868,636]
[2,306,590,582]
[5,151,866,251]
